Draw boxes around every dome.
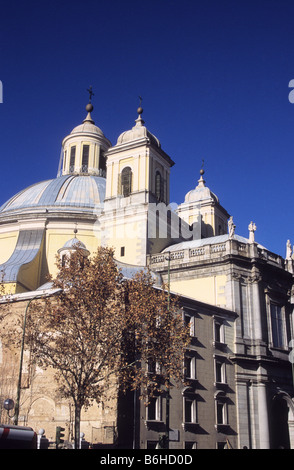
[116,108,161,148]
[61,103,112,152]
[69,102,105,138]
[0,174,106,217]
[185,184,219,203]
[58,236,90,258]
[70,121,105,137]
[62,237,87,250]
[184,172,219,203]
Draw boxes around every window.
[184,396,197,424]
[147,395,162,421]
[218,224,223,235]
[69,146,76,173]
[120,247,125,257]
[184,312,195,337]
[155,171,164,202]
[82,145,90,173]
[215,391,228,428]
[216,402,226,425]
[214,321,224,344]
[270,304,285,348]
[147,359,161,375]
[184,355,196,380]
[213,319,227,351]
[215,359,226,384]
[121,167,132,197]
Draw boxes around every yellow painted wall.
[102,217,146,266]
[170,275,227,307]
[46,230,101,278]
[2,282,18,294]
[0,232,18,264]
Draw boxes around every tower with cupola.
[61,102,111,177]
[100,105,183,265]
[176,167,230,238]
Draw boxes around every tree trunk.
[74,403,81,449]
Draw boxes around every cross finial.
[137,96,143,117]
[87,86,94,103]
[199,159,205,179]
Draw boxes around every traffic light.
[56,426,65,448]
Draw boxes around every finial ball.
[86,103,93,113]
[137,106,143,115]
[200,168,205,175]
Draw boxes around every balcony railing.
[148,238,285,269]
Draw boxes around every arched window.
[155,171,164,202]
[121,167,132,197]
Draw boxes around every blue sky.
[0,0,294,256]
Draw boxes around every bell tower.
[104,105,174,206]
[100,105,178,265]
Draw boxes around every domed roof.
[62,237,87,250]
[70,120,105,137]
[58,236,90,258]
[184,170,219,203]
[62,102,111,148]
[0,174,106,217]
[116,107,161,148]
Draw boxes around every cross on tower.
[87,86,94,103]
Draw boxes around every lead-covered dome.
[0,174,106,218]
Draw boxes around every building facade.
[0,100,293,448]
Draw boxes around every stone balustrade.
[148,238,285,269]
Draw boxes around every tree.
[21,246,190,448]
[26,246,125,448]
[120,269,191,399]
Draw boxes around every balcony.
[148,236,285,270]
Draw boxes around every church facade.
[0,100,293,449]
